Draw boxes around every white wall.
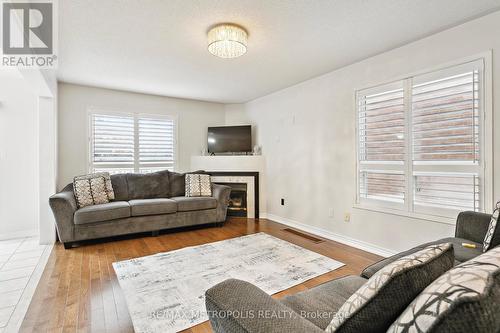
[57,83,226,189]
[0,71,39,239]
[22,69,58,244]
[225,11,500,254]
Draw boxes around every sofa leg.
[151,230,160,237]
[63,242,73,249]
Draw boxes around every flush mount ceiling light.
[207,24,248,59]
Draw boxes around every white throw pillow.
[73,172,115,208]
[185,174,212,197]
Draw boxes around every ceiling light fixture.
[207,24,248,59]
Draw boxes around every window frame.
[354,54,493,225]
[87,108,178,174]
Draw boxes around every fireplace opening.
[217,182,248,217]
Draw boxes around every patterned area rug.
[113,232,344,333]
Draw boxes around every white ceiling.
[58,0,500,103]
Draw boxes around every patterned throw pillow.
[388,246,500,333]
[185,174,212,197]
[483,201,500,252]
[325,243,454,333]
[73,172,115,208]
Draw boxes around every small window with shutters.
[89,112,176,174]
[356,59,487,219]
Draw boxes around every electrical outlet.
[328,208,334,218]
[344,212,351,222]
[281,198,285,206]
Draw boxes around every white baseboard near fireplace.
[266,214,396,258]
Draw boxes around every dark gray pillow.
[169,170,205,197]
[388,246,500,333]
[326,243,455,333]
[110,173,129,201]
[126,170,170,200]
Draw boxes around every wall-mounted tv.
[208,125,252,154]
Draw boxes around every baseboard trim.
[266,214,396,258]
[0,229,38,241]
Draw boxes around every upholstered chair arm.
[212,183,231,222]
[205,279,324,333]
[455,211,492,244]
[49,184,77,242]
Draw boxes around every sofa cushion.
[443,237,483,262]
[483,201,500,252]
[129,199,177,216]
[326,243,455,333]
[388,246,500,333]
[74,201,130,225]
[126,170,170,200]
[110,174,129,201]
[171,196,217,212]
[169,170,206,197]
[361,237,482,279]
[281,276,366,330]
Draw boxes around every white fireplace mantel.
[190,156,266,217]
[190,155,265,173]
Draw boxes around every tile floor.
[0,237,49,333]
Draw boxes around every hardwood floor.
[20,218,382,333]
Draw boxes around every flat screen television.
[208,125,252,154]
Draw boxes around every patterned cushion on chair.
[73,172,115,208]
[185,174,212,197]
[325,243,454,333]
[483,201,500,252]
[388,246,500,333]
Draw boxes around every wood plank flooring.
[19,218,382,333]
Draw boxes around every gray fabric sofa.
[50,171,231,249]
[205,211,499,333]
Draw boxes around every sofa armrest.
[455,211,492,244]
[49,184,77,242]
[212,183,231,222]
[205,279,324,333]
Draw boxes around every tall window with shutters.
[356,59,487,219]
[89,112,176,174]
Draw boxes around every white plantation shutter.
[413,173,480,212]
[90,112,176,174]
[357,81,406,209]
[358,86,405,162]
[138,116,175,173]
[412,69,480,162]
[411,61,483,216]
[357,59,486,219]
[359,171,405,204]
[91,114,135,173]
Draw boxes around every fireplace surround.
[208,171,259,219]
